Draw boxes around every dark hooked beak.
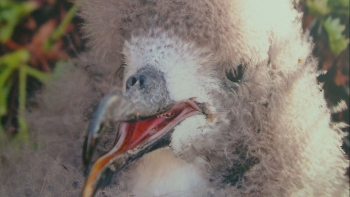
[81,67,204,197]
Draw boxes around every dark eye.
[226,64,244,83]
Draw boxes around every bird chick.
[0,0,348,197]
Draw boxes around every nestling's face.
[81,31,226,196]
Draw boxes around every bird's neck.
[128,148,209,197]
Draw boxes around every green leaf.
[307,0,330,17]
[0,49,31,66]
[323,17,349,56]
[0,1,37,43]
[0,49,50,139]
[328,0,349,15]
[0,79,12,116]
[44,4,79,51]
[328,0,349,9]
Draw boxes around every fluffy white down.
[129,149,209,197]
[123,32,221,104]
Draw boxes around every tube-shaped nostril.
[131,76,137,86]
[126,74,147,90]
[138,75,146,89]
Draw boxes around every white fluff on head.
[123,31,220,103]
[0,0,348,197]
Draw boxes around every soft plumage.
[0,0,348,197]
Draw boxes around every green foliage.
[306,0,349,56]
[323,17,349,55]
[328,0,349,15]
[0,0,37,43]
[44,4,80,51]
[0,1,79,142]
[307,0,330,17]
[0,50,50,141]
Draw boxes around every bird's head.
[81,31,230,196]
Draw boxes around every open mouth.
[82,99,204,197]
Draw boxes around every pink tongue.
[126,117,165,149]
[119,113,178,152]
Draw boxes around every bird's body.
[0,0,348,197]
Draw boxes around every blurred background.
[0,0,349,166]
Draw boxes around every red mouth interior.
[117,100,202,152]
[82,101,202,196]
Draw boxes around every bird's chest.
[128,148,208,197]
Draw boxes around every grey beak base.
[83,66,174,167]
